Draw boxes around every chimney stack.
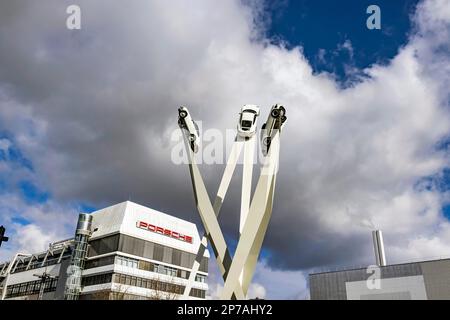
[372,230,386,267]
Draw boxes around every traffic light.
[0,225,8,247]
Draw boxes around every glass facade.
[84,255,116,269]
[87,234,120,257]
[154,264,178,277]
[81,232,210,300]
[85,254,208,283]
[116,256,139,268]
[195,274,206,283]
[87,234,208,272]
[6,278,58,299]
[80,272,206,299]
[81,273,113,287]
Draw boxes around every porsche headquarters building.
[0,201,209,300]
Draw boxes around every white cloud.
[14,224,54,254]
[207,283,224,300]
[247,283,266,300]
[0,192,78,262]
[253,260,309,299]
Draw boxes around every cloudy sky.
[1,0,450,299]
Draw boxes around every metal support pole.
[185,145,245,299]
[220,132,280,299]
[182,137,244,298]
[372,230,387,267]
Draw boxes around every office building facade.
[0,201,209,300]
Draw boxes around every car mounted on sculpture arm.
[237,105,260,138]
[260,104,287,156]
[178,106,200,153]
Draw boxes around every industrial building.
[0,201,209,300]
[309,231,450,300]
[309,258,450,300]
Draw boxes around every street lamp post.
[0,226,8,247]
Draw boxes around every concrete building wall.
[90,201,209,257]
[420,259,450,299]
[346,275,427,300]
[309,259,450,300]
[54,258,71,299]
[7,263,61,285]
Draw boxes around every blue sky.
[265,0,419,82]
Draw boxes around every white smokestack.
[372,230,386,266]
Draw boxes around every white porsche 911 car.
[178,106,200,153]
[237,105,260,138]
[260,104,287,156]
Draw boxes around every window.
[172,249,181,266]
[163,247,172,264]
[180,252,195,269]
[153,244,164,261]
[19,283,27,293]
[118,235,144,257]
[112,273,188,295]
[88,234,120,257]
[32,281,40,292]
[143,241,154,259]
[12,286,19,295]
[241,120,252,128]
[81,273,113,287]
[195,274,206,283]
[115,234,208,272]
[85,255,115,269]
[116,256,124,266]
[5,277,59,299]
[199,257,208,273]
[190,288,206,299]
[154,264,178,277]
[138,260,152,271]
[116,256,139,269]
